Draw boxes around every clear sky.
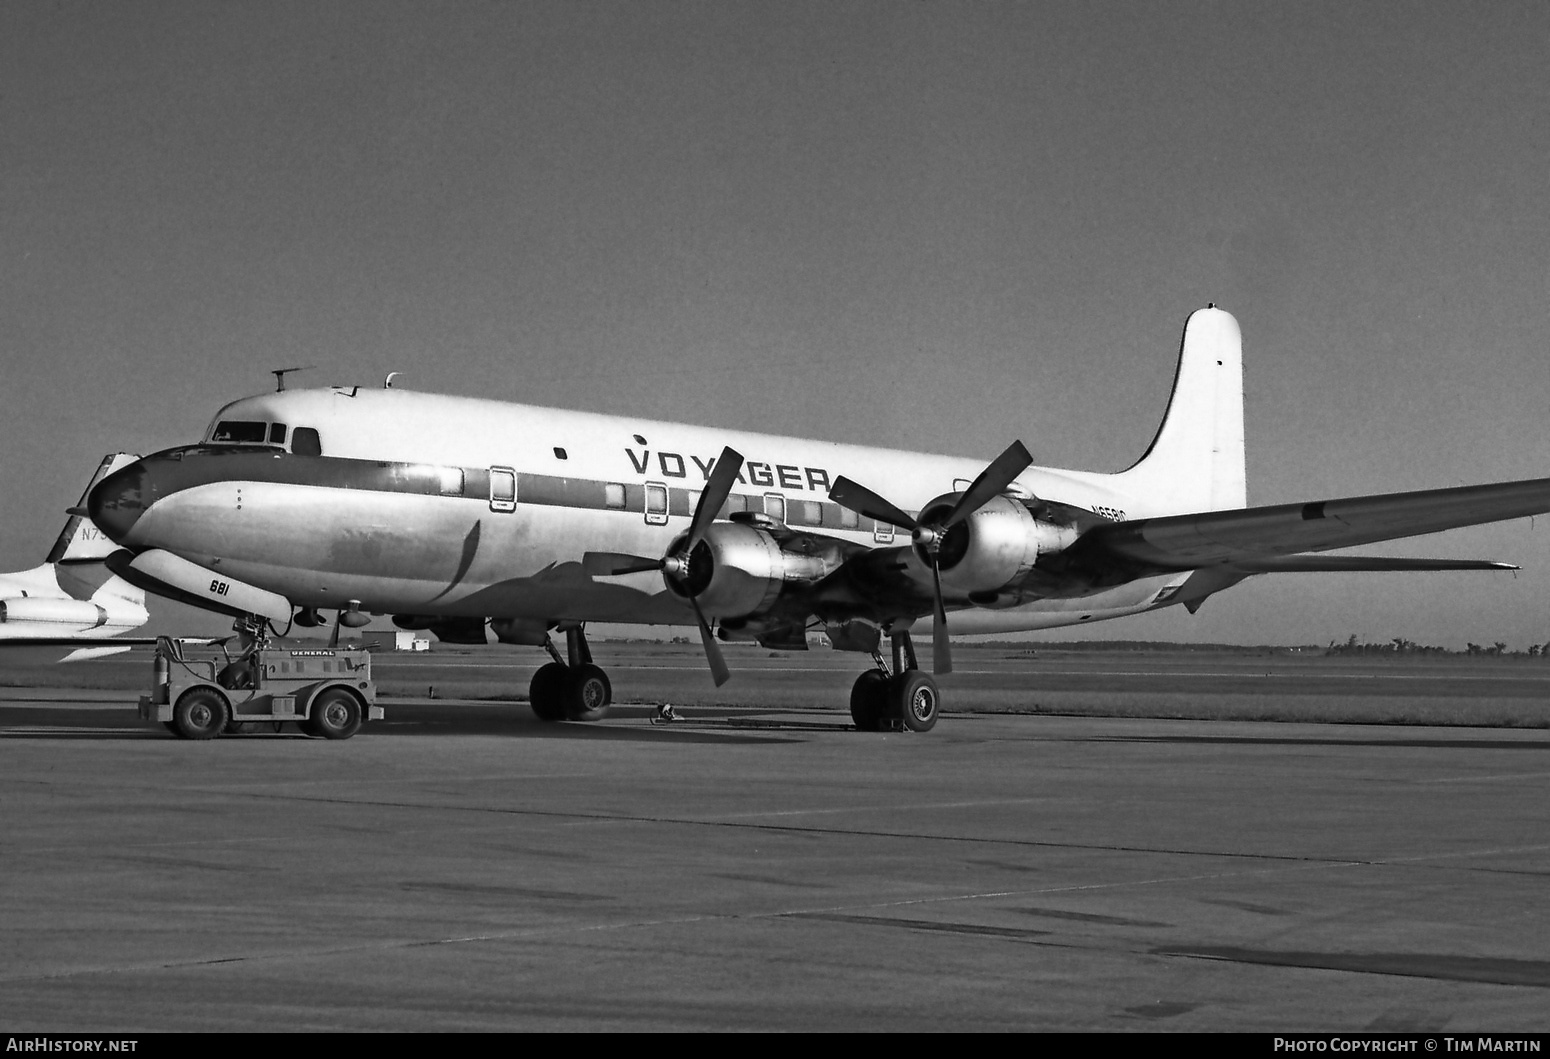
[2,1,1546,648]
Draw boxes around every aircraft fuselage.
[88,387,1186,635]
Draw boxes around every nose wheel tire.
[172,688,229,740]
[528,662,569,721]
[564,664,612,721]
[890,671,939,733]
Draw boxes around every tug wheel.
[310,688,363,740]
[172,688,229,741]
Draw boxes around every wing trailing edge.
[1061,476,1550,575]
[1227,556,1517,573]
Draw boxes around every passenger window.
[268,423,287,445]
[873,519,894,544]
[604,483,627,510]
[292,428,322,456]
[764,494,786,523]
[644,483,669,526]
[839,506,859,530]
[438,467,463,496]
[801,501,822,525]
[490,467,517,512]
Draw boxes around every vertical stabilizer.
[47,453,138,564]
[1113,307,1245,514]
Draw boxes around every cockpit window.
[210,421,269,444]
[292,427,322,456]
[268,423,287,445]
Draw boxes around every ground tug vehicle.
[140,627,380,739]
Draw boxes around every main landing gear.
[528,625,612,723]
[849,629,939,733]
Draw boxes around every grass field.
[4,640,1548,729]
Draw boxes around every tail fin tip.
[46,453,139,564]
[1117,306,1247,513]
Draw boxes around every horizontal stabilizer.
[1230,556,1518,573]
[56,645,135,662]
[1070,476,1550,572]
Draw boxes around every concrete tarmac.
[2,691,1548,1031]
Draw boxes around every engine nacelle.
[665,522,838,620]
[919,494,1078,595]
[0,597,114,628]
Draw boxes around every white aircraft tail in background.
[0,453,151,662]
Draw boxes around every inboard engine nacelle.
[663,521,842,619]
[917,494,1079,596]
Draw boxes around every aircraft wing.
[1225,556,1515,573]
[1056,476,1550,575]
[0,636,158,665]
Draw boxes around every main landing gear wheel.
[564,663,612,722]
[891,670,939,733]
[172,687,229,740]
[850,670,889,731]
[311,688,363,740]
[528,662,569,722]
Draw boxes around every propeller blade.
[687,447,744,552]
[944,440,1034,528]
[930,560,952,675]
[828,477,919,533]
[688,594,731,687]
[582,551,663,577]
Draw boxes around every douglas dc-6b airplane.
[85,307,1550,731]
[1,454,152,662]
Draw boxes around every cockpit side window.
[210,420,268,444]
[291,427,322,457]
[268,423,287,445]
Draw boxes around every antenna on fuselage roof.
[270,366,315,392]
[384,372,404,389]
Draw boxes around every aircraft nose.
[87,460,151,545]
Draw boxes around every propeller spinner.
[828,440,1034,675]
[582,447,744,686]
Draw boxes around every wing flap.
[1077,477,1550,570]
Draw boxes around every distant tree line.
[1325,634,1550,657]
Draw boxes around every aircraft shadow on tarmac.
[1097,733,1550,751]
[0,703,807,744]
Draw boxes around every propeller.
[829,440,1033,675]
[582,446,744,686]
